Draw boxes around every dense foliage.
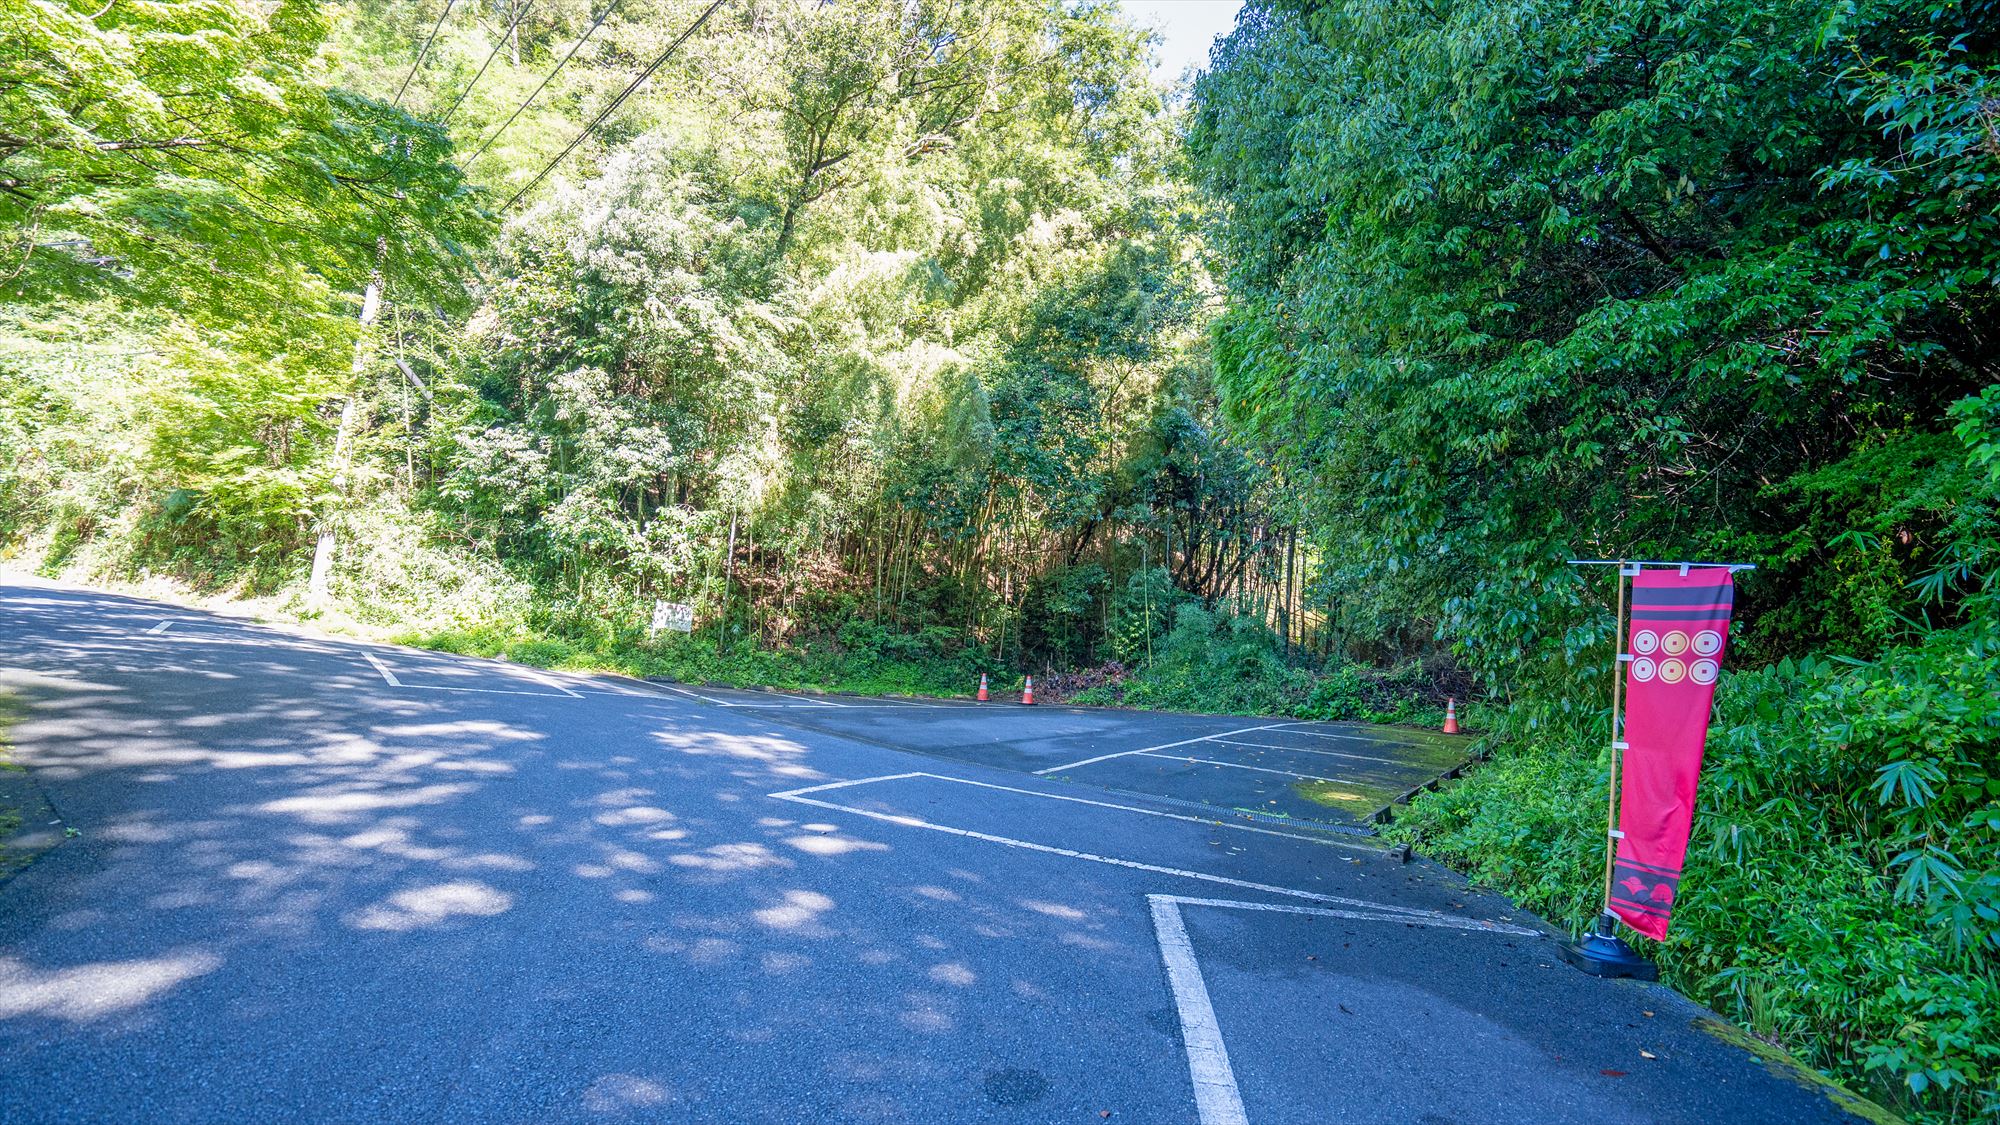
[3,0,1331,681]
[1192,0,1998,1117]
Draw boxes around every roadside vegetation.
[1189,1,1999,1119]
[1,0,1994,1119]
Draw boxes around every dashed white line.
[1035,724,1283,775]
[146,620,173,634]
[363,652,403,687]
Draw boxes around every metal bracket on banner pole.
[1566,558,1756,573]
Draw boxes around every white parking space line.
[1149,894,1536,1125]
[363,652,403,687]
[1202,737,1411,767]
[904,773,1382,853]
[1150,896,1250,1125]
[768,774,1460,919]
[1035,724,1284,775]
[1136,752,1363,786]
[1267,723,1413,744]
[146,620,172,634]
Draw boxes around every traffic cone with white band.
[1443,698,1459,734]
[977,674,989,702]
[1021,676,1035,706]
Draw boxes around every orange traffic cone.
[1442,698,1459,734]
[1021,675,1035,706]
[977,674,989,702]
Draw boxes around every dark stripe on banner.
[1610,896,1671,918]
[1629,609,1731,621]
[1616,857,1682,877]
[1632,587,1737,608]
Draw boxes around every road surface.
[0,582,1879,1124]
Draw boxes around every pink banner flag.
[1610,568,1734,940]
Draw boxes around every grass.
[0,692,33,879]
[402,624,993,702]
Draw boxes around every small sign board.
[649,600,695,634]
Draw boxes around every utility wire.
[394,0,459,108]
[501,0,728,212]
[466,0,627,166]
[441,0,539,125]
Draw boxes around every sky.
[1119,0,1244,83]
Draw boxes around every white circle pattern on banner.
[1632,630,1660,655]
[1630,657,1657,682]
[1690,659,1719,684]
[1659,659,1687,684]
[1661,630,1691,657]
[1692,630,1723,656]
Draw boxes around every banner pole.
[1599,561,1629,912]
[1557,558,1659,979]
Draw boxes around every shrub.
[1389,619,2000,1123]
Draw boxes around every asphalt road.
[0,582,1880,1125]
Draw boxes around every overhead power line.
[466,0,627,166]
[501,0,729,212]
[394,0,459,109]
[441,0,539,125]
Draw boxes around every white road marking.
[902,772,1383,853]
[363,652,403,687]
[1147,894,1537,1125]
[768,775,1465,921]
[1151,896,1250,1125]
[794,694,848,707]
[1137,752,1362,786]
[1035,724,1284,775]
[362,652,583,698]
[1203,737,1411,767]
[1155,893,1534,934]
[514,665,582,698]
[1267,724,1411,744]
[773,772,924,794]
[146,620,172,634]
[401,683,577,697]
[648,682,740,706]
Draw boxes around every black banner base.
[1557,911,1660,980]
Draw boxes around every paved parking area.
[676,687,1468,828]
[0,581,1882,1125]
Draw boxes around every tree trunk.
[307,262,384,609]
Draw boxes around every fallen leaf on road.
[1601,1070,1627,1078]
[1640,1050,1657,1060]
[1641,1010,1654,1017]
